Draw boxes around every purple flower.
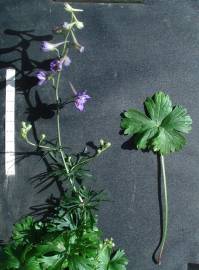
[50,59,63,72]
[36,71,48,85]
[41,41,64,52]
[74,91,91,111]
[62,55,71,67]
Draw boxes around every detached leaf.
[144,91,172,123]
[152,127,186,154]
[121,91,192,155]
[161,105,192,133]
[121,110,155,135]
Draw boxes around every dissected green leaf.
[12,216,34,246]
[68,255,93,270]
[21,257,41,270]
[96,245,128,270]
[0,245,20,269]
[121,91,192,155]
[108,250,128,270]
[38,254,65,270]
[96,245,110,270]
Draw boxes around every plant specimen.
[120,91,192,264]
[0,3,128,269]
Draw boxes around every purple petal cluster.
[41,41,55,52]
[36,71,48,85]
[50,59,63,72]
[41,41,64,52]
[62,55,72,67]
[74,91,91,111]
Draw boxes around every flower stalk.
[53,18,81,196]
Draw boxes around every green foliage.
[0,211,128,270]
[12,216,34,246]
[47,141,111,185]
[121,91,192,155]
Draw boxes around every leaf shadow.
[0,28,69,239]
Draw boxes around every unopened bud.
[40,134,46,140]
[76,21,84,30]
[105,142,111,148]
[97,149,102,154]
[100,139,104,146]
[64,3,83,13]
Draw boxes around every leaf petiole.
[156,154,168,265]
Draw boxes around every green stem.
[156,154,168,265]
[55,72,75,188]
[26,138,56,151]
[71,152,102,172]
[54,29,83,203]
[55,74,83,203]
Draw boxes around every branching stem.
[54,21,83,203]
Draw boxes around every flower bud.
[21,122,32,140]
[63,22,76,30]
[41,41,64,53]
[75,21,84,30]
[105,142,111,148]
[100,139,105,146]
[40,134,46,141]
[75,43,85,53]
[27,124,32,131]
[22,121,26,128]
[64,3,83,13]
[97,149,102,154]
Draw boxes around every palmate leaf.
[121,91,192,155]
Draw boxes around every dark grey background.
[1,0,199,269]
